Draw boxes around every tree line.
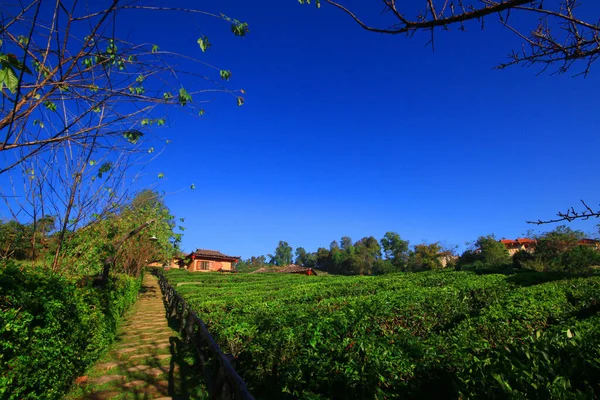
[237,225,600,275]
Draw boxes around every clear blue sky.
[127,1,600,259]
[11,1,599,259]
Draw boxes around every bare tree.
[527,200,600,224]
[300,0,600,75]
[0,0,247,271]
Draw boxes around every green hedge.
[0,262,141,399]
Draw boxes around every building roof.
[500,238,536,246]
[278,264,316,275]
[189,249,240,261]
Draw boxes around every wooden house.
[185,249,240,272]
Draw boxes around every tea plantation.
[164,269,600,399]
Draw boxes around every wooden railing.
[153,269,255,400]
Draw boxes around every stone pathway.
[67,273,206,400]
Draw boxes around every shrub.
[0,262,141,399]
[512,249,535,269]
[561,245,600,274]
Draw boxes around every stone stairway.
[67,273,206,400]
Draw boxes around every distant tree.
[476,235,512,266]
[295,247,307,264]
[380,231,410,268]
[299,0,600,76]
[535,225,585,261]
[353,236,382,275]
[330,240,340,251]
[269,241,293,266]
[521,225,590,272]
[340,236,353,251]
[315,247,333,270]
[0,220,31,260]
[407,243,443,272]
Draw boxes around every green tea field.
[164,270,600,399]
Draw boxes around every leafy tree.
[535,225,585,262]
[0,220,31,260]
[0,2,247,273]
[476,235,512,266]
[299,1,599,75]
[560,245,600,274]
[295,247,308,264]
[521,225,595,273]
[380,231,409,268]
[269,241,293,266]
[315,247,333,271]
[353,236,382,275]
[62,190,179,278]
[407,243,443,272]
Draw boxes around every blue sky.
[130,1,600,258]
[3,1,599,259]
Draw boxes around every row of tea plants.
[164,269,600,399]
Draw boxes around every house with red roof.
[185,249,241,272]
[499,238,537,256]
[499,237,600,255]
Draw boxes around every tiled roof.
[190,249,240,260]
[278,264,315,274]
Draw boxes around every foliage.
[164,269,600,399]
[458,235,512,271]
[0,2,247,272]
[0,262,141,399]
[520,226,599,274]
[268,241,293,266]
[407,242,444,271]
[0,217,55,261]
[380,231,409,268]
[61,190,180,277]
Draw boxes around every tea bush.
[165,269,600,399]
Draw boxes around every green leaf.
[178,87,192,106]
[158,173,164,179]
[33,119,44,128]
[231,22,249,37]
[148,147,155,154]
[190,184,196,190]
[199,109,205,116]
[197,37,211,52]
[163,92,172,100]
[0,67,19,93]
[151,44,160,53]
[237,96,244,106]
[89,160,96,166]
[43,100,57,112]
[97,162,113,179]
[17,35,29,45]
[220,70,232,81]
[123,130,143,144]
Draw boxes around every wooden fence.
[153,269,255,400]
